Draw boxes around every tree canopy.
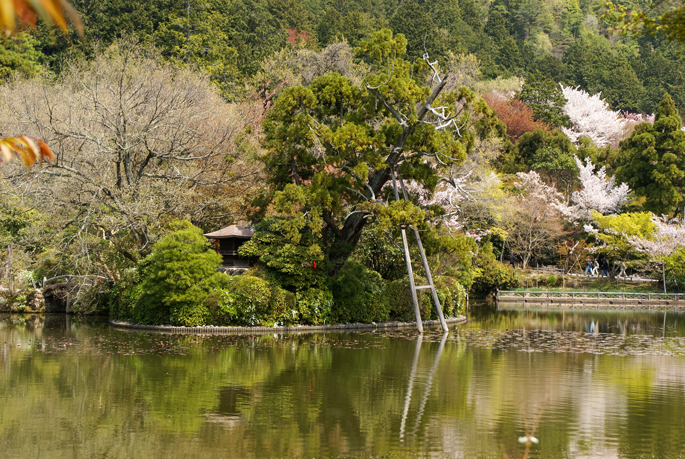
[258,29,501,276]
[616,93,685,216]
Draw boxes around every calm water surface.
[1,308,685,458]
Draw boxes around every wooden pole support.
[412,227,448,332]
[401,227,423,333]
[391,166,424,333]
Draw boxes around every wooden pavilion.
[203,225,255,269]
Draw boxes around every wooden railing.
[497,290,684,301]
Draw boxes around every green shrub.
[546,274,557,287]
[451,280,467,316]
[205,276,298,326]
[109,268,142,321]
[383,277,432,322]
[399,276,467,320]
[296,288,333,325]
[351,225,406,280]
[331,261,388,323]
[471,242,519,297]
[135,220,222,326]
[433,276,454,318]
[666,247,685,290]
[271,286,297,325]
[238,217,329,292]
[1,292,28,312]
[215,275,274,326]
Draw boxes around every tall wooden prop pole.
[413,227,448,332]
[391,167,423,332]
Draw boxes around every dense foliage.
[5,0,685,324]
[616,94,685,215]
[133,221,223,326]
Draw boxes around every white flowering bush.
[627,215,685,262]
[627,215,685,291]
[517,158,630,224]
[16,270,37,288]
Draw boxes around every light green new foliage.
[665,247,685,289]
[136,221,222,326]
[589,211,655,264]
[0,32,42,79]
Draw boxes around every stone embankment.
[109,316,467,334]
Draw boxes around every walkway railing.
[497,290,685,301]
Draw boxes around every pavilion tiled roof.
[203,225,254,239]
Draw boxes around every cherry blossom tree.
[513,157,631,226]
[395,137,504,240]
[628,215,685,293]
[399,169,500,240]
[560,85,627,148]
[508,171,565,268]
[563,157,631,223]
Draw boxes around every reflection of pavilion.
[205,385,250,427]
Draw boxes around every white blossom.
[628,215,685,261]
[627,215,685,291]
[620,112,655,124]
[518,160,630,225]
[515,170,564,205]
[583,224,598,234]
[563,157,631,223]
[401,172,499,240]
[560,85,627,148]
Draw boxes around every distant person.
[585,257,593,276]
[509,253,516,269]
[618,261,627,278]
[600,259,609,277]
[592,259,599,277]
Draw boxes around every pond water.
[1,308,685,458]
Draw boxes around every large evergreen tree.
[616,93,685,216]
[519,71,571,128]
[389,1,443,61]
[257,29,501,276]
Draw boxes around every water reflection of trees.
[0,318,684,458]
